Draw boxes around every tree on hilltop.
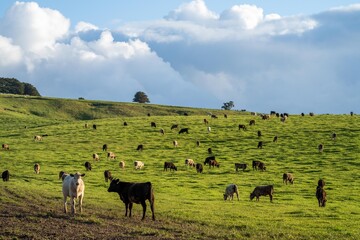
[133,91,150,103]
[0,78,40,96]
[221,101,234,110]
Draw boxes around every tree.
[221,101,234,110]
[133,91,150,103]
[0,78,40,96]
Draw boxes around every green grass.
[0,95,359,239]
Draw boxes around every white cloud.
[220,4,264,29]
[0,36,23,67]
[75,21,99,33]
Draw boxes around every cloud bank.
[1,0,360,114]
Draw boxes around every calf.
[283,173,294,184]
[93,153,100,161]
[134,161,144,170]
[164,162,177,171]
[223,184,239,201]
[204,156,216,165]
[250,185,274,202]
[62,172,85,214]
[2,144,9,150]
[104,170,113,182]
[107,152,116,160]
[178,128,189,134]
[34,163,40,174]
[185,159,196,167]
[209,160,220,168]
[108,179,155,220]
[235,163,247,172]
[84,161,92,171]
[196,163,203,173]
[2,170,9,181]
[119,161,126,169]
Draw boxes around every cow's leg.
[125,203,129,217]
[269,194,273,202]
[141,201,147,220]
[63,195,67,213]
[71,197,76,214]
[79,194,83,213]
[129,202,133,218]
[150,199,155,221]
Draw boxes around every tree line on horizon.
[0,78,40,96]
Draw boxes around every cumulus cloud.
[0,1,360,113]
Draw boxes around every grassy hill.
[0,94,359,239]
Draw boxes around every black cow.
[171,124,178,130]
[238,124,246,130]
[208,148,213,154]
[316,186,327,207]
[257,130,262,137]
[151,122,156,128]
[235,163,247,172]
[123,122,128,126]
[249,120,256,126]
[179,128,189,134]
[164,162,177,171]
[196,141,200,147]
[252,160,266,171]
[250,185,274,202]
[196,163,203,173]
[108,179,155,220]
[104,170,113,182]
[85,161,92,171]
[137,144,144,151]
[257,141,263,149]
[103,144,108,152]
[204,156,215,165]
[273,136,278,143]
[2,170,9,181]
[93,124,97,130]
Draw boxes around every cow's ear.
[70,174,74,177]
[81,174,85,177]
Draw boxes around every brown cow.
[209,160,220,168]
[34,163,40,174]
[2,144,9,150]
[196,163,203,173]
[283,173,294,184]
[235,163,247,172]
[250,185,274,202]
[318,144,324,153]
[316,185,327,207]
[164,162,177,171]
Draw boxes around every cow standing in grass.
[250,185,274,202]
[316,179,327,207]
[224,184,239,201]
[108,179,155,220]
[62,172,85,214]
[34,163,40,174]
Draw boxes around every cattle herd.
[1,110,344,221]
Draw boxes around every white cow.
[185,159,195,167]
[223,184,239,201]
[34,135,43,141]
[62,172,85,214]
[207,126,211,133]
[134,161,144,170]
[93,153,100,161]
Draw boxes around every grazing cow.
[224,114,228,118]
[185,159,196,167]
[196,163,203,173]
[171,124,178,130]
[209,160,220,168]
[173,140,178,147]
[211,114,218,119]
[179,128,189,134]
[160,128,165,135]
[84,161,92,171]
[309,112,315,117]
[262,114,270,120]
[208,148,213,154]
[252,160,266,171]
[59,171,68,181]
[93,153,100,161]
[238,124,246,130]
[164,162,177,171]
[34,163,40,174]
[147,113,151,117]
[316,185,327,207]
[123,122,128,126]
[119,161,126,169]
[250,112,257,116]
[331,133,337,140]
[62,173,85,214]
[207,126,211,133]
[223,184,239,201]
[137,144,144,151]
[104,170,113,182]
[301,113,305,117]
[257,141,263,149]
[280,116,287,123]
[107,179,155,220]
[134,161,144,170]
[204,156,216,165]
[102,144,108,152]
[235,163,247,172]
[196,141,200,147]
[318,144,324,153]
[84,123,88,128]
[93,124,97,130]
[273,136,278,143]
[283,173,294,184]
[249,120,256,126]
[250,185,274,202]
[2,144,9,150]
[2,170,9,181]
[34,135,43,141]
[151,122,156,128]
[257,130,262,137]
[107,152,116,160]
[203,119,209,124]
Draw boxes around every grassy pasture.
[0,98,360,239]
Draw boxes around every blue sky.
[1,1,360,113]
